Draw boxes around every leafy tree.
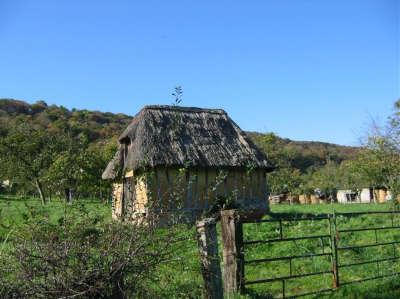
[0,98,124,202]
[348,99,400,201]
[85,140,117,201]
[0,124,63,204]
[45,134,116,202]
[307,161,341,198]
[267,168,302,195]
[45,134,88,202]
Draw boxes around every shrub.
[0,204,190,298]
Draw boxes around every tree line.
[1,98,398,203]
[0,99,128,203]
[252,99,400,199]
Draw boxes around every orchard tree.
[307,161,341,199]
[360,99,400,199]
[267,168,302,195]
[257,133,303,195]
[46,134,115,202]
[256,133,293,169]
[0,123,62,204]
[85,140,117,201]
[45,133,88,203]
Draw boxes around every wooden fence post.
[330,212,340,288]
[220,209,244,296]
[196,218,223,299]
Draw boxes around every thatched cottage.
[102,105,272,222]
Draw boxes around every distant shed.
[337,188,376,204]
[102,105,273,222]
[337,190,358,203]
[360,188,374,203]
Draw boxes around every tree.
[361,99,400,199]
[85,140,117,201]
[256,133,303,195]
[0,124,63,204]
[307,161,341,198]
[45,132,89,202]
[267,168,302,195]
[45,133,116,202]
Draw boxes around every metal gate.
[241,211,400,298]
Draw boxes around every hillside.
[248,132,360,172]
[0,99,131,142]
[0,99,359,172]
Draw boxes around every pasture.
[1,196,400,298]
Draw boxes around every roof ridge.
[142,105,226,115]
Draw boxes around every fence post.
[329,212,340,288]
[220,209,244,296]
[196,217,223,299]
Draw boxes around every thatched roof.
[101,148,123,180]
[102,105,271,179]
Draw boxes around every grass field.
[244,203,400,298]
[1,196,400,298]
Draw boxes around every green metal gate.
[241,211,400,298]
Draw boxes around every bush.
[0,203,191,298]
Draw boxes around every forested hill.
[248,132,360,173]
[0,99,131,142]
[0,99,359,171]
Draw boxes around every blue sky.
[0,0,398,145]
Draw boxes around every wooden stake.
[220,209,244,296]
[196,218,223,299]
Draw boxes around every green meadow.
[1,197,400,298]
[243,203,400,298]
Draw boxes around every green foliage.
[2,198,400,298]
[250,132,359,173]
[306,161,341,195]
[250,99,400,197]
[251,132,360,196]
[0,124,60,182]
[352,99,400,200]
[0,99,365,200]
[0,99,131,142]
[0,198,202,298]
[45,134,115,200]
[0,99,121,201]
[267,168,303,195]
[291,99,400,198]
[0,124,67,203]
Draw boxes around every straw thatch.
[102,105,272,179]
[101,149,123,180]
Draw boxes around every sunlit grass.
[1,197,400,298]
